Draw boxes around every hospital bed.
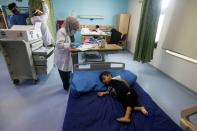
[180,104,197,131]
[63,62,183,131]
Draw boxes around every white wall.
[127,0,197,93]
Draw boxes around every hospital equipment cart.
[0,25,54,84]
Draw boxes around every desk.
[71,44,122,64]
[71,44,122,52]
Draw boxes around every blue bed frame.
[63,63,183,131]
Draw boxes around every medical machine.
[0,25,54,84]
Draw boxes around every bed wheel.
[32,79,39,84]
[13,79,20,85]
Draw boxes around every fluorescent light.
[165,50,197,64]
[79,15,104,19]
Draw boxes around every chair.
[56,20,64,30]
[110,28,122,44]
[118,34,127,49]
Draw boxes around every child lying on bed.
[97,71,148,123]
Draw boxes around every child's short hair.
[99,71,112,82]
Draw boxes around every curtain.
[28,0,56,39]
[134,0,161,63]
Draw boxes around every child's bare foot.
[116,117,131,123]
[141,107,148,116]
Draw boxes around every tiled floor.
[0,51,196,131]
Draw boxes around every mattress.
[63,70,182,131]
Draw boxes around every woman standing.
[31,0,54,47]
[54,16,80,91]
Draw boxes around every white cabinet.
[117,14,130,35]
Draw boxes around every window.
[155,0,170,42]
[162,0,197,61]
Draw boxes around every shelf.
[79,15,104,19]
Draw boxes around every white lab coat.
[54,27,73,72]
[31,2,54,46]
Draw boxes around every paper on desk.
[77,44,95,51]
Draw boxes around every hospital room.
[0,0,196,130]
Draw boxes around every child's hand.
[97,92,104,96]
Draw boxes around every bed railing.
[73,62,125,71]
[180,104,197,131]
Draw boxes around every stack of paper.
[77,44,94,51]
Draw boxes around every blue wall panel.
[52,0,128,26]
[0,0,128,26]
[0,0,128,42]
